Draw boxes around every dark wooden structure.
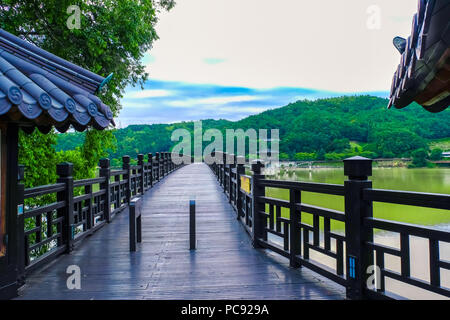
[16,162,344,300]
[388,0,449,112]
[19,152,182,274]
[13,154,450,300]
[208,152,450,299]
[0,28,116,299]
[129,197,142,252]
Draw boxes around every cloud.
[117,1,411,126]
[145,0,417,92]
[125,89,172,99]
[118,79,388,126]
[166,95,264,107]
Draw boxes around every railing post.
[138,154,145,195]
[16,165,25,285]
[228,154,234,202]
[289,189,301,268]
[236,156,245,220]
[217,151,222,184]
[344,156,373,300]
[99,158,111,223]
[163,152,167,177]
[160,152,164,177]
[122,156,131,205]
[155,152,160,182]
[148,153,153,188]
[165,152,169,175]
[57,162,74,253]
[222,152,227,191]
[251,160,265,248]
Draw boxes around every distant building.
[442,152,450,159]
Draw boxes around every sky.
[118,0,418,127]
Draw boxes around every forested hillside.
[56,95,450,165]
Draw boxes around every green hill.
[56,95,450,164]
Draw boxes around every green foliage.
[429,137,450,151]
[56,96,450,163]
[410,149,428,168]
[367,128,428,158]
[429,148,443,161]
[1,0,174,187]
[19,129,58,189]
[294,152,317,160]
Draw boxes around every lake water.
[266,167,450,299]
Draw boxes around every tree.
[1,0,175,185]
[411,149,428,167]
[429,148,443,161]
[294,152,317,161]
[55,96,450,166]
[368,128,428,158]
[18,129,58,189]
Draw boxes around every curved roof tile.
[0,28,115,132]
[389,0,450,113]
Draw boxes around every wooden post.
[344,156,373,300]
[122,156,131,204]
[166,152,170,174]
[236,156,245,220]
[168,152,172,172]
[163,152,167,177]
[289,189,301,268]
[251,160,265,248]
[99,159,111,223]
[16,165,25,285]
[129,198,142,252]
[190,200,196,250]
[222,152,227,192]
[228,154,234,203]
[155,152,160,182]
[138,154,145,195]
[217,151,221,185]
[85,184,93,230]
[56,162,74,253]
[148,153,153,188]
[160,152,164,177]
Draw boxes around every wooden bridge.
[8,152,450,300]
[16,163,344,300]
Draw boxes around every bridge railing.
[18,152,185,282]
[207,152,450,300]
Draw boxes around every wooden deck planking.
[16,163,345,300]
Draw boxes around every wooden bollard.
[190,200,196,250]
[129,197,142,252]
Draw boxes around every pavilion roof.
[0,29,115,133]
[388,0,449,113]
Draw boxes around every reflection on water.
[268,167,450,299]
[273,167,450,194]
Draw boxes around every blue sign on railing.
[348,255,356,279]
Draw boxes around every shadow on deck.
[16,163,345,300]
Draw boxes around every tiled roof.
[388,0,449,113]
[0,29,115,133]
